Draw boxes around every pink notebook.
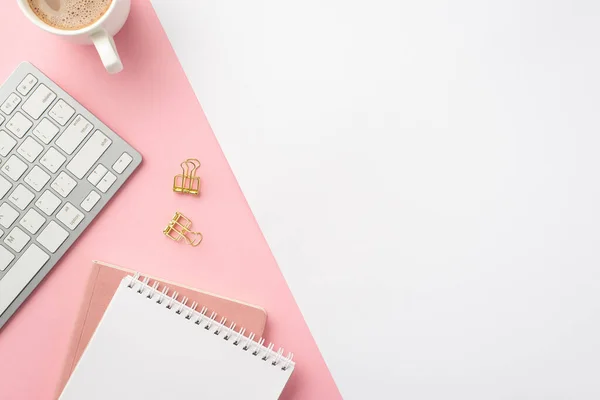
[55,261,267,399]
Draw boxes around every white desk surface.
[152,1,600,398]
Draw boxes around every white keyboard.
[0,62,141,329]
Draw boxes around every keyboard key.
[87,164,108,185]
[1,93,21,115]
[21,84,56,119]
[6,112,33,138]
[0,115,5,126]
[35,190,61,216]
[0,203,19,229]
[81,190,101,212]
[51,171,77,197]
[112,152,133,174]
[0,130,17,156]
[24,166,51,192]
[2,155,28,181]
[0,244,49,314]
[36,221,68,253]
[56,202,84,230]
[16,74,38,96]
[0,176,12,199]
[40,147,67,174]
[48,99,75,126]
[96,171,117,193]
[33,118,59,144]
[9,184,35,210]
[4,226,31,252]
[20,209,46,234]
[17,137,44,162]
[0,245,14,271]
[56,115,93,154]
[66,130,112,179]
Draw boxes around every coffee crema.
[27,0,112,31]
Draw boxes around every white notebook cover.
[59,276,294,400]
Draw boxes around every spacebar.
[0,244,50,315]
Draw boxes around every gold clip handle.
[184,230,203,247]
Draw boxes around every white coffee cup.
[17,0,131,74]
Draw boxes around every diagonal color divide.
[0,2,341,399]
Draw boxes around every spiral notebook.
[55,261,268,398]
[59,275,295,400]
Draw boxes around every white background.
[152,1,600,398]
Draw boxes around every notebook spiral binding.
[125,273,295,371]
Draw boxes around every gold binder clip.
[163,212,203,247]
[173,158,201,195]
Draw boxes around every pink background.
[0,1,341,399]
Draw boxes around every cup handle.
[91,29,123,74]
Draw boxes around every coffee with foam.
[27,0,112,31]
